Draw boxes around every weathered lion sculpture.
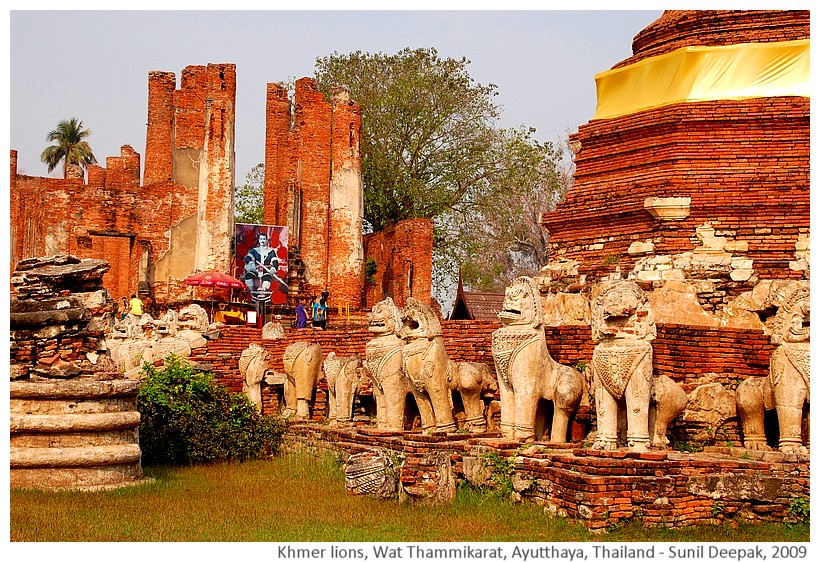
[737,282,809,453]
[590,280,686,451]
[323,352,363,426]
[239,343,270,412]
[491,276,583,442]
[282,341,323,420]
[400,297,497,434]
[365,297,412,431]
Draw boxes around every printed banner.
[235,223,289,304]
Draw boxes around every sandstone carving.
[345,450,398,499]
[323,352,362,426]
[151,308,178,337]
[491,276,584,442]
[365,297,412,431]
[736,282,810,453]
[590,280,685,451]
[400,297,496,434]
[239,343,270,412]
[178,303,210,333]
[262,319,285,340]
[282,341,323,420]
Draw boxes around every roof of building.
[449,274,504,321]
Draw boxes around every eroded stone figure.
[151,308,178,338]
[239,343,270,412]
[282,341,323,420]
[590,280,685,451]
[177,303,210,333]
[365,298,412,431]
[491,276,583,442]
[324,352,362,425]
[400,297,496,434]
[737,282,809,453]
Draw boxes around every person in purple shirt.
[295,300,308,328]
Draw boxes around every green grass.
[10,452,809,542]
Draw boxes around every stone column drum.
[10,379,147,490]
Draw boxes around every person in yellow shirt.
[128,294,144,321]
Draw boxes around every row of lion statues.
[238,277,809,453]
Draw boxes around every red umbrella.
[184,271,245,289]
[184,271,247,320]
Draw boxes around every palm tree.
[40,118,98,178]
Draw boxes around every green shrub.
[137,355,287,466]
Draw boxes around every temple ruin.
[8,9,810,529]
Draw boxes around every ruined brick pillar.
[105,145,141,190]
[294,78,332,292]
[264,83,294,228]
[328,87,364,306]
[10,149,18,266]
[195,97,235,273]
[144,71,175,186]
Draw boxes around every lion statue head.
[400,297,442,341]
[367,297,402,336]
[497,276,542,330]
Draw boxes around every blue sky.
[10,9,663,181]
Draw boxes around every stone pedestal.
[10,379,149,490]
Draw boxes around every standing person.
[120,297,129,321]
[128,294,144,321]
[295,299,308,328]
[312,296,327,330]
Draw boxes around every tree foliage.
[137,355,286,466]
[40,117,97,177]
[315,48,571,294]
[234,162,265,224]
[315,48,501,233]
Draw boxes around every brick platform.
[286,423,809,531]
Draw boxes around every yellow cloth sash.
[593,39,809,120]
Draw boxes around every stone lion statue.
[737,281,809,453]
[491,276,583,442]
[400,297,497,434]
[239,343,270,412]
[282,341,324,420]
[178,303,210,333]
[590,280,686,451]
[323,352,363,426]
[365,297,412,431]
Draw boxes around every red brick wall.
[363,218,434,308]
[544,97,809,281]
[12,63,237,304]
[264,82,294,228]
[625,10,810,68]
[143,71,175,186]
[194,320,769,427]
[328,88,364,307]
[544,12,809,283]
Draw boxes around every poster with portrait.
[235,223,289,304]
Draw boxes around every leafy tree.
[234,162,265,224]
[315,48,501,233]
[436,127,571,292]
[39,118,97,178]
[137,355,286,466]
[315,48,570,294]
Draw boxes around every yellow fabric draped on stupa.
[593,39,809,120]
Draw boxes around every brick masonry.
[286,424,809,531]
[11,63,237,305]
[192,320,772,447]
[543,11,810,284]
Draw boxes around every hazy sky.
[10,8,664,181]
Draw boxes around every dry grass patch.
[10,452,809,542]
